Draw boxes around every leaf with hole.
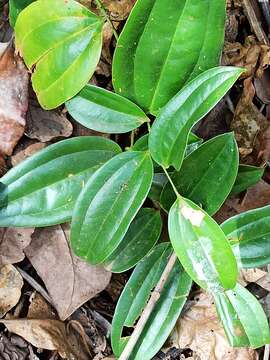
[66,84,149,134]
[161,133,239,215]
[113,0,227,114]
[104,208,162,273]
[0,137,121,227]
[15,0,103,109]
[111,243,192,360]
[231,164,264,194]
[214,283,270,348]
[168,197,238,292]
[221,205,270,268]
[71,151,153,265]
[149,67,243,170]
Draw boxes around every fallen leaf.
[25,99,73,142]
[25,224,111,320]
[254,69,270,104]
[101,0,136,20]
[171,292,257,360]
[11,142,47,167]
[231,77,270,164]
[0,318,91,359]
[0,227,34,267]
[0,265,23,318]
[239,268,270,292]
[27,292,57,320]
[0,44,28,156]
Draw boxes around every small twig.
[119,252,178,360]
[263,344,270,360]
[16,266,53,306]
[242,0,269,44]
[94,0,119,40]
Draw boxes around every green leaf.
[149,67,243,170]
[161,133,239,215]
[104,208,162,273]
[231,164,264,194]
[168,197,238,292]
[65,84,149,134]
[15,0,103,109]
[215,283,270,348]
[0,137,121,227]
[71,151,153,265]
[111,243,192,360]
[9,0,35,27]
[221,205,270,268]
[112,0,227,114]
[148,173,167,202]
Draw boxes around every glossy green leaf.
[221,205,270,268]
[231,164,264,194]
[9,0,35,27]
[161,133,239,215]
[113,0,226,114]
[0,137,121,227]
[149,67,243,170]
[65,84,149,134]
[104,208,162,272]
[111,243,192,360]
[71,151,153,265]
[168,197,238,292]
[15,0,103,109]
[215,283,270,348]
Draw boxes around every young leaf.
[231,164,264,194]
[71,151,153,265]
[66,84,149,133]
[161,133,239,215]
[113,0,227,114]
[221,205,270,268]
[215,283,270,348]
[15,0,103,109]
[168,197,238,292]
[111,243,192,360]
[0,137,121,227]
[9,0,35,27]
[149,67,243,170]
[104,208,162,273]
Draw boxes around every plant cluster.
[3,0,270,358]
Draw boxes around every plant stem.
[162,166,181,198]
[130,130,135,147]
[118,252,178,360]
[94,0,119,40]
[147,121,151,133]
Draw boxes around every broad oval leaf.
[231,164,264,194]
[221,205,270,268]
[149,67,243,170]
[168,197,238,292]
[111,243,192,360]
[104,208,162,273]
[113,0,226,114]
[66,84,149,133]
[9,0,35,27]
[15,0,103,109]
[71,151,153,265]
[0,137,121,227]
[161,133,239,215]
[215,283,270,348]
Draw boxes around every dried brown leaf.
[0,265,23,318]
[25,225,111,320]
[27,292,57,320]
[11,142,47,167]
[0,45,28,156]
[171,292,257,360]
[0,227,34,267]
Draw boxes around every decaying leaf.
[0,318,91,359]
[25,99,73,142]
[0,44,28,156]
[25,224,111,320]
[223,35,270,78]
[11,142,47,167]
[27,292,56,320]
[171,292,257,360]
[0,227,34,267]
[231,77,270,164]
[101,0,136,20]
[239,268,270,291]
[0,265,23,318]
